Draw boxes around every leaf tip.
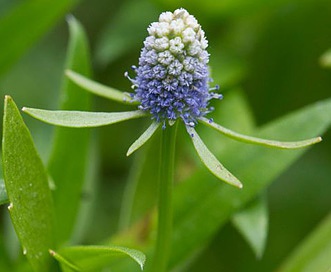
[49,249,55,256]
[126,149,133,157]
[65,14,75,24]
[4,95,13,105]
[4,95,11,100]
[64,69,72,77]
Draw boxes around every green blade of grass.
[0,0,77,77]
[2,96,54,271]
[47,16,92,245]
[278,212,331,272]
[52,245,146,271]
[232,194,268,259]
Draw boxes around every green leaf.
[2,96,54,271]
[49,250,80,272]
[66,70,135,104]
[0,0,77,77]
[167,97,331,269]
[51,245,146,271]
[47,16,92,245]
[185,125,243,189]
[278,212,331,272]
[199,117,322,149]
[127,122,160,156]
[22,108,147,128]
[232,195,268,258]
[0,179,9,205]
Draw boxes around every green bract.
[23,69,322,188]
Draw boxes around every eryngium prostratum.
[129,8,221,128]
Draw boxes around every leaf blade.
[278,212,331,272]
[47,16,92,245]
[232,195,268,258]
[54,245,146,271]
[22,108,147,128]
[199,117,322,149]
[185,125,243,188]
[2,96,54,271]
[127,122,160,156]
[66,70,136,104]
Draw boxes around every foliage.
[0,0,330,271]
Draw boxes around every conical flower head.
[132,8,219,127]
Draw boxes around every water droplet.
[23,248,27,255]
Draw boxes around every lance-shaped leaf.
[232,195,268,258]
[199,117,322,149]
[47,16,92,245]
[185,125,243,189]
[278,212,331,272]
[0,179,9,205]
[50,245,146,271]
[66,70,135,104]
[2,96,54,271]
[22,108,147,128]
[127,122,160,156]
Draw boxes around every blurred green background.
[0,0,330,271]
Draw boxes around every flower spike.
[131,8,220,126]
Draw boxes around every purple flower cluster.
[130,8,221,127]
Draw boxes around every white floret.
[158,51,175,66]
[170,19,185,35]
[159,11,173,22]
[185,15,199,29]
[153,37,169,51]
[187,40,202,56]
[156,22,170,37]
[200,36,208,49]
[169,37,184,54]
[182,27,196,44]
[168,59,184,76]
[148,22,159,36]
[174,8,189,19]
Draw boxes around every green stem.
[151,122,178,272]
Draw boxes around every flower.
[128,8,221,128]
[24,8,322,189]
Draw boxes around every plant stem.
[151,122,178,272]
